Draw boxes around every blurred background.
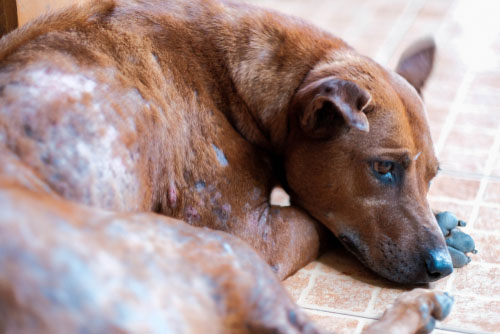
[2,0,499,333]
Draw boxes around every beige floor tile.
[443,127,496,152]
[454,106,500,131]
[439,149,490,175]
[304,310,361,334]
[282,270,312,303]
[475,206,500,232]
[429,175,481,201]
[483,180,500,204]
[301,273,375,313]
[428,199,474,222]
[451,263,500,297]
[441,294,500,333]
[469,231,500,264]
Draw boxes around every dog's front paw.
[399,289,454,334]
[435,211,477,268]
[364,289,454,334]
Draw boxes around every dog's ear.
[296,77,371,139]
[396,37,435,94]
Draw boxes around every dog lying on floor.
[0,0,476,333]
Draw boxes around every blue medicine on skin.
[195,181,206,192]
[212,144,228,167]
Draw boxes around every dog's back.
[1,0,211,211]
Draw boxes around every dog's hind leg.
[230,203,329,281]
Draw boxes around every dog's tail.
[0,0,116,62]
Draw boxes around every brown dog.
[0,0,473,333]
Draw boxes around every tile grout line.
[439,145,493,155]
[364,287,381,314]
[435,70,474,156]
[428,196,500,209]
[433,0,461,47]
[445,289,500,301]
[374,0,428,64]
[296,263,320,306]
[468,85,500,96]
[351,286,382,334]
[438,169,500,182]
[300,306,494,334]
[354,319,367,334]
[431,0,473,155]
[467,129,500,230]
[435,325,496,334]
[301,304,381,321]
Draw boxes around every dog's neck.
[202,2,347,153]
[117,0,345,153]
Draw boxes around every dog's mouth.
[338,234,364,260]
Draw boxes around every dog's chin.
[367,260,429,285]
[369,260,432,285]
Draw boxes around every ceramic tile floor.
[247,0,500,333]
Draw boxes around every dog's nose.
[425,249,453,281]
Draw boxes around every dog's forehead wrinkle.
[364,147,412,161]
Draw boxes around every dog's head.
[285,39,452,284]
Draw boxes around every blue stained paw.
[435,211,477,268]
[448,246,471,268]
[417,293,454,334]
[417,317,436,334]
[446,228,476,254]
[435,211,459,236]
[433,292,454,320]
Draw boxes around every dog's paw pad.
[446,227,476,268]
[435,211,477,268]
[417,317,436,334]
[433,292,454,320]
[446,228,476,253]
[416,291,453,333]
[435,211,459,236]
[448,246,471,268]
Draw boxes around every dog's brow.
[370,148,411,158]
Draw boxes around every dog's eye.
[371,161,396,184]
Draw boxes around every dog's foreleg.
[363,289,453,334]
[238,204,327,280]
